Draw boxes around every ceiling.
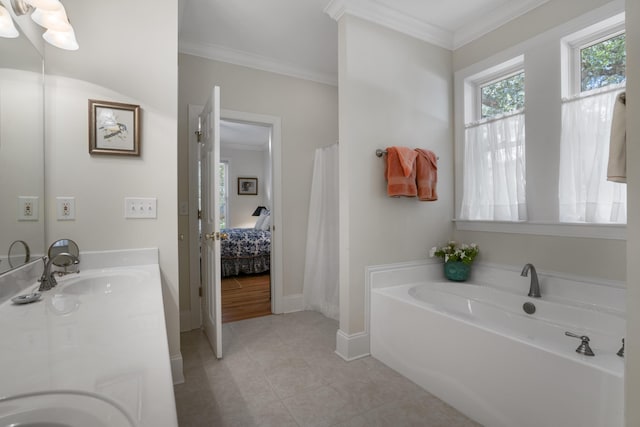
[221,120,270,151]
[178,0,550,86]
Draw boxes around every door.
[199,86,222,358]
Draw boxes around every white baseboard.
[180,309,193,332]
[171,353,184,385]
[335,329,370,361]
[282,293,304,313]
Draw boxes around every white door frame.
[188,106,283,329]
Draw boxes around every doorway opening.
[219,119,272,323]
[187,105,283,333]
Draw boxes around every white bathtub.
[369,262,625,427]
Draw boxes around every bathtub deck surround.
[0,248,178,427]
[369,260,625,427]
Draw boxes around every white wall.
[221,147,267,228]
[625,1,639,425]
[0,70,44,265]
[43,0,179,367]
[452,0,626,282]
[338,16,454,334]
[178,54,338,312]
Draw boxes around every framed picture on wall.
[88,99,141,156]
[238,177,258,195]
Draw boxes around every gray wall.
[338,16,454,333]
[43,0,179,358]
[452,0,626,282]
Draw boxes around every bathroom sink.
[58,271,144,296]
[0,390,136,427]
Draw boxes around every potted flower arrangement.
[429,241,479,281]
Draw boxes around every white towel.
[607,92,626,183]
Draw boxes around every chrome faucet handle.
[617,338,624,358]
[565,331,595,356]
[38,271,57,291]
[38,252,75,291]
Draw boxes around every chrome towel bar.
[376,148,438,160]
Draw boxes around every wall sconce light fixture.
[0,5,19,38]
[9,0,78,50]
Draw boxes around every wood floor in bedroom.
[221,272,271,323]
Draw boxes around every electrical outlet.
[18,196,39,221]
[124,197,157,219]
[56,197,75,220]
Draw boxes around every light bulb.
[24,0,63,11]
[43,27,78,50]
[31,6,71,31]
[0,5,19,38]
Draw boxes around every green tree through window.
[481,72,525,119]
[218,162,227,229]
[580,33,626,92]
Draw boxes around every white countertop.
[0,249,178,427]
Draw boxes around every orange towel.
[415,149,438,201]
[385,146,417,197]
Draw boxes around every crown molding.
[325,0,453,50]
[325,0,552,51]
[453,0,551,49]
[179,40,338,87]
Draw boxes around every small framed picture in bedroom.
[238,177,258,195]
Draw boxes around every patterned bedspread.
[220,228,271,277]
[221,228,271,258]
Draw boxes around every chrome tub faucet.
[521,263,541,298]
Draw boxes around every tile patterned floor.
[174,311,481,427]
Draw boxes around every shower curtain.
[303,143,339,320]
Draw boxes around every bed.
[220,228,271,277]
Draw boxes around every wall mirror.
[0,14,45,274]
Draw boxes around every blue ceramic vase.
[444,261,471,281]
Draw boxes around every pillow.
[260,213,271,231]
[254,212,269,229]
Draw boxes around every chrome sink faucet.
[38,252,78,291]
[521,263,541,298]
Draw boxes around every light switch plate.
[18,196,39,221]
[125,197,157,219]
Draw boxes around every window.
[218,161,228,229]
[459,58,527,222]
[480,71,525,118]
[559,19,626,224]
[455,10,626,238]
[580,33,626,92]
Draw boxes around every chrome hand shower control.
[565,332,595,356]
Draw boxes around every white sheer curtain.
[559,87,626,223]
[303,143,339,320]
[459,111,527,221]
